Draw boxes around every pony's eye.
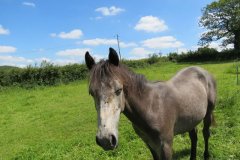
[115,89,122,96]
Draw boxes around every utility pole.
[116,34,121,60]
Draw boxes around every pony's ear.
[85,51,95,70]
[108,47,119,66]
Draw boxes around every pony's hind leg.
[189,128,198,160]
[202,108,214,160]
[147,144,159,160]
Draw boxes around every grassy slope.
[0,62,239,160]
[0,65,19,71]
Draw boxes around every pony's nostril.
[96,136,101,146]
[110,134,117,147]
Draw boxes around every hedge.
[0,56,162,88]
[169,48,240,62]
[1,48,238,88]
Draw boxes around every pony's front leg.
[159,134,173,160]
[160,141,173,160]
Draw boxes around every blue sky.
[0,0,216,67]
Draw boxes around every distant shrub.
[122,59,149,68]
[220,49,240,60]
[60,64,88,83]
[0,70,10,86]
[122,53,167,68]
[168,52,178,62]
[147,53,159,64]
[168,48,240,62]
[0,62,88,88]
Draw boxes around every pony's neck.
[122,70,151,128]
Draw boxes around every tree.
[199,0,240,50]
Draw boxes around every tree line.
[169,48,239,62]
[0,62,88,88]
[0,48,239,88]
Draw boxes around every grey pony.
[85,48,216,160]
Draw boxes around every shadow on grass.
[173,148,190,159]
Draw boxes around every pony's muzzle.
[96,134,118,150]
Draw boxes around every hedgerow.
[0,48,238,88]
[0,61,88,88]
[169,48,239,62]
[0,56,161,88]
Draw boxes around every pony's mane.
[89,60,147,95]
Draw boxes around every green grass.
[0,61,240,160]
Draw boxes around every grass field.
[0,61,239,160]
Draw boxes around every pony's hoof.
[204,151,210,160]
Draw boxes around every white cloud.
[32,57,79,66]
[208,42,233,51]
[56,48,90,57]
[225,44,234,50]
[208,42,221,51]
[0,53,103,67]
[34,57,51,63]
[95,6,125,16]
[0,45,17,53]
[130,47,153,58]
[50,29,83,39]
[134,16,168,33]
[0,25,10,35]
[142,36,184,49]
[82,38,137,48]
[191,45,200,51]
[120,42,137,48]
[0,55,33,63]
[52,59,79,66]
[177,48,188,54]
[91,54,104,62]
[22,2,36,7]
[83,38,116,46]
[54,54,103,65]
[84,54,104,62]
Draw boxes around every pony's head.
[85,48,125,150]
